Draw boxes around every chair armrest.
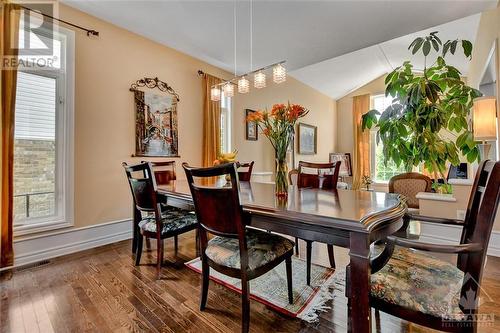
[406,213,464,226]
[387,236,482,254]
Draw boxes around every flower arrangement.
[247,103,309,196]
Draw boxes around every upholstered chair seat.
[371,246,465,320]
[139,207,197,236]
[205,228,295,270]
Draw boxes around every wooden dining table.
[136,180,407,333]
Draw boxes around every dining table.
[133,180,407,333]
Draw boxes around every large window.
[370,94,406,183]
[13,24,74,235]
[220,94,232,153]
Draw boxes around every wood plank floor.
[1,230,499,333]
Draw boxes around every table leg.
[348,232,371,333]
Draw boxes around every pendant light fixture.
[238,76,250,93]
[273,63,286,84]
[254,71,266,88]
[223,82,234,97]
[210,86,221,101]
[209,0,286,100]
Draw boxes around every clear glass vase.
[275,158,289,197]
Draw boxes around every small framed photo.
[298,123,317,155]
[329,152,353,177]
[245,109,258,141]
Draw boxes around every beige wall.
[57,5,230,229]
[232,78,336,172]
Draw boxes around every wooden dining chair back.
[297,161,341,190]
[457,161,500,282]
[123,162,159,214]
[388,172,432,209]
[184,162,244,238]
[368,161,500,332]
[295,161,341,283]
[237,161,255,181]
[183,162,294,333]
[142,160,177,185]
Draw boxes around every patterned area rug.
[185,256,338,322]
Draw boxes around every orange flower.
[263,127,270,136]
[287,104,307,121]
[213,159,220,165]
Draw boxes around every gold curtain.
[352,94,371,190]
[1,2,20,268]
[202,73,222,167]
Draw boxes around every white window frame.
[220,94,232,153]
[369,94,407,184]
[14,25,74,236]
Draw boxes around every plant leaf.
[462,40,473,59]
[412,38,424,55]
[422,40,431,56]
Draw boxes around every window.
[13,24,74,235]
[370,94,406,183]
[220,94,232,153]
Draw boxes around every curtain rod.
[20,5,99,37]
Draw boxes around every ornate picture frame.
[130,77,180,157]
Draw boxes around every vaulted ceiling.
[63,0,497,99]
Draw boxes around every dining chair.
[237,161,255,181]
[144,160,177,184]
[361,160,500,333]
[143,160,181,252]
[123,162,198,279]
[295,160,341,285]
[388,172,432,238]
[388,172,432,210]
[183,162,294,333]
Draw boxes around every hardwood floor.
[1,230,499,333]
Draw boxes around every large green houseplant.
[362,32,482,191]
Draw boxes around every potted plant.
[362,32,482,194]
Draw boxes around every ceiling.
[291,13,482,99]
[63,0,497,99]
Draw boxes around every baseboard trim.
[9,218,500,269]
[420,222,500,257]
[12,219,132,267]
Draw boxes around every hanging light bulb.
[273,63,286,84]
[238,76,250,94]
[210,86,221,101]
[223,82,234,97]
[254,71,266,89]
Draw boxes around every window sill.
[14,220,73,237]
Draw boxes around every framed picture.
[245,109,258,141]
[298,123,317,155]
[329,152,352,176]
[131,77,180,157]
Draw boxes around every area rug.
[185,256,339,322]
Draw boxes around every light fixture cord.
[234,0,237,76]
[250,0,253,72]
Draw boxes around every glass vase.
[275,158,289,197]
